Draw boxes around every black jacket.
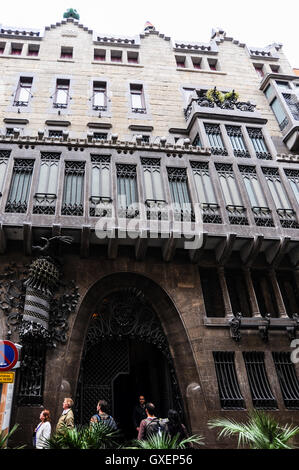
[132,404,146,428]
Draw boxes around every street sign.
[0,372,15,383]
[0,341,19,372]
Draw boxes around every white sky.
[1,0,298,67]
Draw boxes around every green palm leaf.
[128,431,204,449]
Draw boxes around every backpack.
[144,417,166,438]
[93,413,117,430]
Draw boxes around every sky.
[1,0,298,67]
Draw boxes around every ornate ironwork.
[229,312,242,342]
[243,351,278,409]
[272,352,299,409]
[213,351,245,409]
[252,207,275,227]
[5,159,35,214]
[226,205,249,225]
[89,196,113,217]
[145,199,168,221]
[201,203,222,224]
[277,209,299,229]
[33,193,57,215]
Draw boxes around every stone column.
[268,269,288,318]
[243,267,261,318]
[217,266,233,317]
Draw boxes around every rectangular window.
[127,51,138,63]
[90,155,111,217]
[213,351,245,409]
[111,50,122,62]
[191,161,221,224]
[225,269,251,317]
[167,167,194,221]
[254,64,264,78]
[33,152,60,215]
[270,64,280,73]
[11,43,22,55]
[61,161,85,216]
[199,268,225,317]
[215,163,248,225]
[0,150,10,196]
[53,79,70,108]
[141,158,166,220]
[175,55,186,68]
[272,352,299,409]
[117,164,139,218]
[92,81,107,111]
[60,46,73,59]
[5,159,34,213]
[275,80,290,89]
[239,165,274,227]
[284,169,299,204]
[204,124,227,155]
[94,49,106,61]
[251,269,278,317]
[226,125,250,157]
[191,57,201,69]
[208,58,218,71]
[130,84,146,113]
[14,77,33,107]
[28,44,39,56]
[243,352,277,409]
[0,42,6,54]
[270,97,288,130]
[247,128,271,159]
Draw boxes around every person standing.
[34,409,51,449]
[132,395,147,435]
[90,399,117,430]
[137,403,162,440]
[165,409,189,443]
[56,397,74,433]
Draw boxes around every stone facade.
[0,17,299,448]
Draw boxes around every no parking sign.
[0,341,19,372]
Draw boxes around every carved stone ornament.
[229,312,242,342]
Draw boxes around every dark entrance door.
[75,288,183,439]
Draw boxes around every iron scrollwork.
[229,312,242,342]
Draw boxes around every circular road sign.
[0,340,19,372]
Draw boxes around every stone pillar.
[218,266,233,317]
[243,267,261,318]
[268,269,288,318]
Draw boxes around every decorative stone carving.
[229,312,242,342]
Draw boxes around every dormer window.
[28,44,39,56]
[111,50,122,62]
[11,43,23,55]
[60,47,73,59]
[175,56,186,68]
[94,49,106,61]
[127,51,138,64]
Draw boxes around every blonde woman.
[34,409,51,449]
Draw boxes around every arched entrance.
[75,287,183,438]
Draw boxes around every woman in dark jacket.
[165,409,189,442]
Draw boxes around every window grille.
[90,155,112,217]
[33,153,60,215]
[243,352,277,409]
[5,159,34,213]
[191,162,221,223]
[282,93,299,121]
[61,161,85,216]
[272,352,299,409]
[117,164,139,218]
[213,351,245,409]
[93,132,108,141]
[204,124,228,156]
[141,158,166,220]
[18,343,46,405]
[215,163,248,225]
[0,150,10,196]
[167,167,194,221]
[284,169,299,204]
[48,130,63,138]
[247,128,272,159]
[262,167,298,228]
[226,125,250,157]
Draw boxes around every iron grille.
[61,161,85,216]
[213,351,245,409]
[226,125,250,158]
[247,128,272,160]
[5,159,34,213]
[252,207,275,227]
[18,343,46,405]
[226,205,249,225]
[272,352,299,409]
[243,352,277,409]
[0,150,11,159]
[204,124,228,156]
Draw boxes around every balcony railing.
[184,96,256,121]
[89,196,113,217]
[201,203,222,224]
[145,199,168,220]
[277,208,299,229]
[131,107,147,114]
[33,193,57,215]
[226,205,249,225]
[252,206,274,227]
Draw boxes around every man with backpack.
[137,402,165,440]
[90,399,117,430]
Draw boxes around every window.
[90,155,111,217]
[130,84,146,113]
[61,161,85,216]
[191,57,201,69]
[117,164,139,218]
[254,64,264,78]
[11,43,22,55]
[27,44,39,56]
[199,268,225,317]
[272,352,299,409]
[191,162,222,223]
[192,134,202,147]
[270,64,280,73]
[94,49,106,61]
[93,132,108,141]
[243,352,277,409]
[270,97,288,130]
[204,124,228,155]
[183,87,195,105]
[263,167,298,228]
[251,269,278,317]
[175,55,186,68]
[0,150,10,196]
[0,42,5,54]
[167,167,194,221]
[92,81,107,111]
[226,126,250,158]
[111,50,122,62]
[53,79,70,108]
[141,158,166,220]
[60,47,73,59]
[247,128,271,159]
[208,58,218,71]
[215,163,248,225]
[282,93,299,120]
[275,80,290,89]
[13,77,33,107]
[239,165,274,227]
[213,352,245,409]
[5,159,34,213]
[127,51,138,63]
[225,269,251,317]
[284,169,299,204]
[48,130,63,138]
[6,128,14,136]
[33,152,60,215]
